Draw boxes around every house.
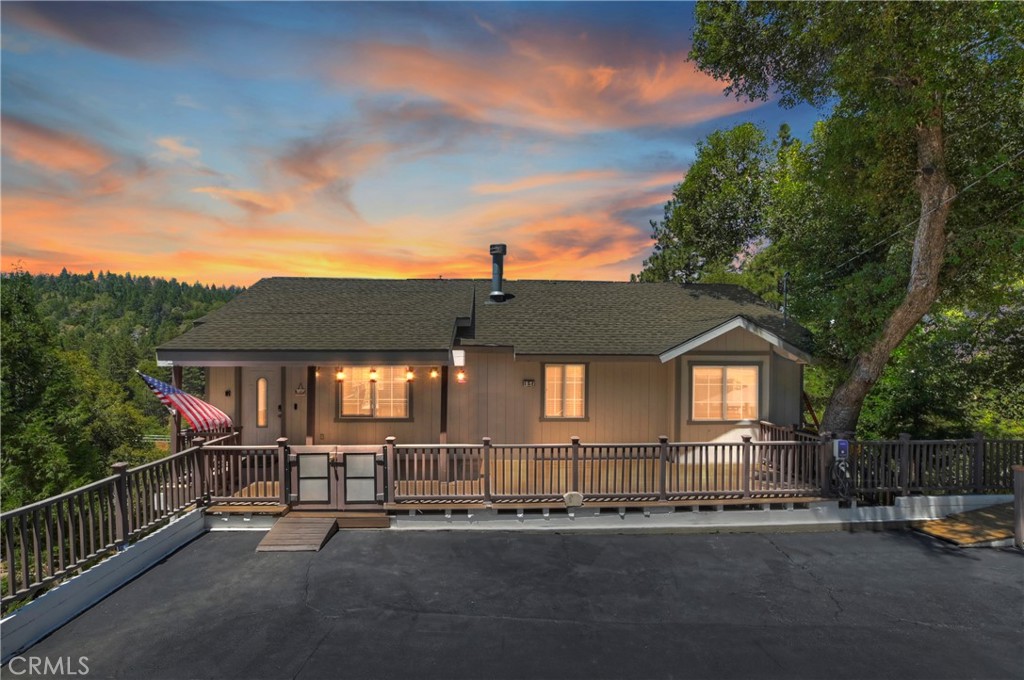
[156,245,813,450]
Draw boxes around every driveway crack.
[764,536,845,620]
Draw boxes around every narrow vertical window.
[256,377,268,428]
[544,364,587,418]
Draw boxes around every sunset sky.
[1,2,818,286]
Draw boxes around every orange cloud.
[330,35,754,133]
[192,186,294,216]
[2,115,114,175]
[154,136,201,162]
[472,169,619,195]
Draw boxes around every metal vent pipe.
[489,243,507,302]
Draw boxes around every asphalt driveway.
[4,528,1022,680]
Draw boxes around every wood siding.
[448,349,674,443]
[206,327,803,446]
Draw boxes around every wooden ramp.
[256,516,338,552]
[916,502,1015,546]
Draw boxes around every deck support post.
[170,365,183,454]
[111,462,130,548]
[191,437,206,506]
[570,436,581,493]
[439,366,449,445]
[898,433,911,496]
[385,437,397,504]
[658,436,669,501]
[1013,466,1024,550]
[482,437,492,503]
[741,436,752,498]
[276,437,289,505]
[819,433,832,497]
[972,432,985,494]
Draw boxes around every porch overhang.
[658,316,813,365]
[155,349,452,367]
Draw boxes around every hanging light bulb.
[456,369,467,384]
[335,369,345,381]
[429,368,439,379]
[369,368,378,382]
[406,368,415,382]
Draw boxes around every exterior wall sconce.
[335,369,345,382]
[295,383,306,395]
[406,368,415,381]
[369,368,378,382]
[429,368,439,379]
[456,369,467,384]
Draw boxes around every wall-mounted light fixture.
[405,368,415,382]
[295,383,306,395]
[369,368,378,382]
[335,369,345,382]
[456,369,467,384]
[429,368,439,379]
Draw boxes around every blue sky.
[1,2,820,285]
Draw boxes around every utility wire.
[798,147,1024,286]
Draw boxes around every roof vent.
[489,243,507,303]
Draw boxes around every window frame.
[256,377,268,428]
[688,362,761,423]
[334,366,413,422]
[540,362,589,421]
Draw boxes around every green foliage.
[639,123,771,283]
[640,2,1024,434]
[1,270,242,509]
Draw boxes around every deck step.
[256,516,337,552]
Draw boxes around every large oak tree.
[654,2,1023,433]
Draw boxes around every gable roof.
[463,280,812,359]
[156,277,812,365]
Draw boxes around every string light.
[429,368,439,379]
[335,369,345,381]
[406,368,415,381]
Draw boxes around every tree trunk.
[819,117,955,435]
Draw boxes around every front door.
[291,445,384,509]
[242,367,281,445]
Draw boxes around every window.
[337,367,410,418]
[256,377,268,428]
[544,364,586,418]
[692,365,759,421]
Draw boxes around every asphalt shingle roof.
[157,277,812,357]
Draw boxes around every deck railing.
[389,436,828,505]
[201,439,288,505]
[1,431,238,613]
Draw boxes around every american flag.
[138,372,233,432]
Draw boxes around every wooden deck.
[916,502,1015,546]
[256,516,337,552]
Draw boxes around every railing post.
[898,433,911,496]
[658,436,669,501]
[482,437,492,503]
[819,433,833,497]
[571,436,581,492]
[111,462,130,549]
[276,437,289,505]
[741,435,752,498]
[1013,466,1024,550]
[972,432,985,494]
[190,436,206,506]
[385,436,397,504]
